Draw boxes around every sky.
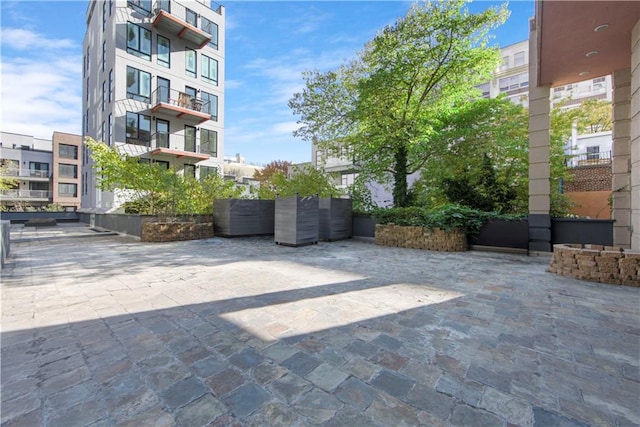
[0,0,533,165]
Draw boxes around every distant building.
[0,131,82,211]
[81,0,225,212]
[222,154,262,196]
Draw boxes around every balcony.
[0,190,52,201]
[149,133,211,162]
[567,151,612,167]
[0,169,51,181]
[151,87,212,125]
[152,1,213,49]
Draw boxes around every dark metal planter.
[214,199,275,237]
[274,195,319,247]
[319,197,352,241]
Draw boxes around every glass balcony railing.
[0,190,52,200]
[0,169,50,179]
[151,87,212,124]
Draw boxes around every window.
[202,17,219,49]
[156,119,170,148]
[499,72,528,93]
[126,66,151,102]
[58,183,78,197]
[108,114,113,145]
[184,126,196,152]
[157,35,170,68]
[102,81,106,111]
[185,8,197,27]
[83,55,86,78]
[201,55,218,84]
[30,182,49,191]
[155,160,170,170]
[127,0,151,16]
[184,164,196,178]
[101,121,105,142]
[85,109,89,136]
[86,78,89,102]
[102,41,106,71]
[126,112,151,146]
[157,77,170,104]
[500,55,509,70]
[157,0,170,13]
[200,129,217,156]
[200,166,217,181]
[200,91,218,120]
[29,162,49,178]
[107,70,113,102]
[86,46,90,74]
[102,2,106,32]
[477,82,490,98]
[59,144,78,159]
[586,146,600,160]
[127,22,151,60]
[109,0,113,15]
[59,163,77,179]
[185,48,197,77]
[514,51,526,67]
[593,77,606,83]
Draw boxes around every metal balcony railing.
[567,150,612,167]
[151,133,215,155]
[0,169,51,178]
[0,190,52,200]
[151,87,211,118]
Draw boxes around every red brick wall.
[565,164,611,192]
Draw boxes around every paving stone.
[0,409,42,427]
[341,357,380,382]
[364,393,421,427]
[1,376,39,402]
[45,380,95,411]
[173,393,226,426]
[293,388,343,423]
[305,363,349,392]
[450,404,505,427]
[370,369,415,399]
[0,393,41,424]
[177,345,212,365]
[206,368,245,397]
[40,365,91,395]
[405,383,455,420]
[246,402,307,427]
[252,361,287,385]
[466,364,512,394]
[47,400,105,427]
[191,355,226,379]
[223,383,270,419]
[114,405,175,427]
[369,349,409,371]
[109,386,160,422]
[146,363,192,391]
[268,373,312,404]
[324,406,381,427]
[159,376,207,410]
[533,406,589,427]
[334,377,377,410]
[281,351,321,376]
[228,347,264,370]
[345,340,379,358]
[479,386,534,427]
[370,334,402,351]
[263,342,299,363]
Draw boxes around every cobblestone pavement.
[1,223,639,426]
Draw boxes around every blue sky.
[0,0,533,165]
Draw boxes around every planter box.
[469,219,528,249]
[319,197,352,241]
[275,195,319,247]
[551,218,614,246]
[141,221,214,242]
[353,214,376,238]
[375,224,467,252]
[214,199,275,237]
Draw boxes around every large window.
[200,91,218,120]
[514,51,526,67]
[102,41,106,71]
[128,0,151,16]
[102,81,106,111]
[202,17,219,49]
[201,55,218,85]
[200,166,217,181]
[184,164,196,178]
[126,112,151,146]
[477,82,490,98]
[200,129,217,156]
[29,162,49,177]
[108,114,113,145]
[157,35,170,68]
[185,8,197,27]
[58,183,78,197]
[59,163,78,179]
[586,146,600,161]
[184,126,196,152]
[127,22,151,60]
[126,66,151,102]
[185,48,197,77]
[499,72,528,93]
[108,69,113,102]
[156,119,170,148]
[59,144,78,159]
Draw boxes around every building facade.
[0,131,82,211]
[81,0,225,212]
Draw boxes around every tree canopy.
[290,0,509,207]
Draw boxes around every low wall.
[141,222,214,242]
[469,219,528,249]
[1,212,79,224]
[1,220,9,269]
[548,244,639,287]
[375,224,467,252]
[78,213,213,240]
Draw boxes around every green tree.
[290,0,508,207]
[255,165,341,200]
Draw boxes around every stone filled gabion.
[374,224,467,252]
[548,244,640,287]
[141,222,214,242]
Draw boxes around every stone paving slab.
[1,224,639,426]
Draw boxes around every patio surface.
[1,223,639,426]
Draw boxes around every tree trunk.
[393,144,409,207]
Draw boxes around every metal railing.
[0,169,51,178]
[151,133,215,155]
[151,87,211,116]
[567,150,612,167]
[0,190,52,200]
[153,0,222,21]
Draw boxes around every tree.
[253,160,291,184]
[254,165,341,200]
[290,0,508,207]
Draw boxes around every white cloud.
[0,28,76,50]
[270,121,301,135]
[0,29,81,139]
[225,79,244,90]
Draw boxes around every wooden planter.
[140,221,214,242]
[275,195,319,247]
[375,224,467,252]
[214,199,275,237]
[319,197,352,241]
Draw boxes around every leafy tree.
[253,160,292,184]
[0,162,19,191]
[254,165,342,200]
[290,0,508,207]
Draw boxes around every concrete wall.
[631,20,640,250]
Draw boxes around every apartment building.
[0,131,82,211]
[81,0,225,211]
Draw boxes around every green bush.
[372,204,525,236]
